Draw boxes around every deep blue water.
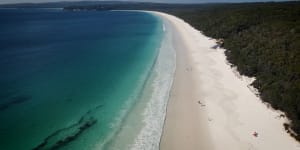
[0,9,163,150]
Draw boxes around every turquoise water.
[0,9,164,150]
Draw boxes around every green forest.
[164,2,300,140]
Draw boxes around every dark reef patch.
[0,95,31,111]
[32,104,102,150]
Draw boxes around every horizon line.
[0,0,297,6]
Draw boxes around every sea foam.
[130,15,176,150]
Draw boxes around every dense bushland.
[166,2,300,140]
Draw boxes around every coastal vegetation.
[164,2,300,140]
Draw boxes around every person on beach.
[253,132,258,137]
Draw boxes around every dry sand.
[150,11,300,150]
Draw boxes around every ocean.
[0,9,175,150]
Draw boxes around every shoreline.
[100,11,176,150]
[151,11,214,150]
[150,11,300,150]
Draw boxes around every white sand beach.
[150,11,300,150]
